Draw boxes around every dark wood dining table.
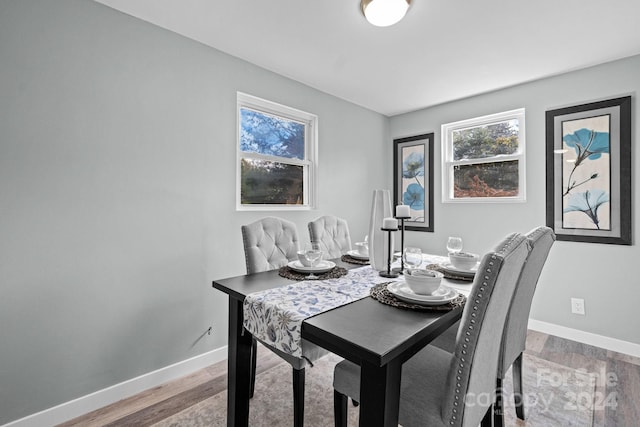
[212,259,465,427]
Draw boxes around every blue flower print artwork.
[561,115,611,230]
[563,190,609,230]
[401,145,426,222]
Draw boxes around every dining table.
[212,256,472,427]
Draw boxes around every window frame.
[236,92,318,211]
[441,108,526,203]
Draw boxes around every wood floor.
[58,331,640,426]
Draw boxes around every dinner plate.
[440,261,479,275]
[287,260,336,274]
[387,282,459,306]
[346,250,369,260]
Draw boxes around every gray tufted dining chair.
[429,226,555,426]
[332,232,532,427]
[308,215,353,259]
[241,216,328,427]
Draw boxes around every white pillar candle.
[395,204,410,218]
[382,217,398,229]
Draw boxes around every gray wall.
[391,56,639,347]
[0,1,388,423]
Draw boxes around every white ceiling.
[94,0,640,116]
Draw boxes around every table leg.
[226,298,253,427]
[358,359,402,427]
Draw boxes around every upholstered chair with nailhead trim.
[241,217,329,427]
[308,215,353,259]
[332,232,531,427]
[429,226,555,426]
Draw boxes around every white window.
[236,93,318,210]
[441,108,526,203]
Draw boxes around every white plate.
[287,260,336,274]
[387,282,459,306]
[346,250,369,260]
[440,261,479,275]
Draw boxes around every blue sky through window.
[240,108,305,160]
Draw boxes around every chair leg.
[293,368,305,427]
[513,352,526,420]
[334,390,349,427]
[493,378,504,427]
[481,403,494,427]
[249,338,257,398]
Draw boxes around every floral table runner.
[243,266,401,358]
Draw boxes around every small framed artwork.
[393,133,434,232]
[545,96,631,244]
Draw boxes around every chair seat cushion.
[333,345,453,426]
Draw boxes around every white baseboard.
[2,346,228,427]
[528,319,640,358]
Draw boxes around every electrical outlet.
[571,298,585,315]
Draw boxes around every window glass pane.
[240,108,305,160]
[240,159,304,204]
[452,119,520,160]
[453,161,519,198]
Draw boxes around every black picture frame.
[545,96,631,244]
[393,133,434,232]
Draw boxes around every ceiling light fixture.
[361,0,411,27]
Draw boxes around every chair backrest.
[498,226,555,377]
[442,233,531,427]
[241,217,300,274]
[307,215,352,259]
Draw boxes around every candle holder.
[393,215,411,275]
[379,226,399,278]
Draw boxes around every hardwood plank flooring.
[58,332,640,426]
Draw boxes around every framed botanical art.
[393,133,434,232]
[545,96,631,244]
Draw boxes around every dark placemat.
[425,263,475,282]
[341,254,370,265]
[279,265,349,281]
[370,282,466,311]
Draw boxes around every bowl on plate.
[297,250,324,267]
[449,252,479,270]
[354,241,369,257]
[404,269,443,295]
